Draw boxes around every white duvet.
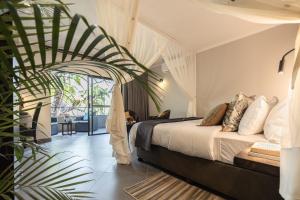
[130,119,269,164]
[129,119,222,160]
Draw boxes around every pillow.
[158,110,171,119]
[83,113,88,121]
[238,96,278,135]
[200,103,228,126]
[222,93,254,132]
[125,111,130,119]
[264,98,288,143]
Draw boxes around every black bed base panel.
[137,145,283,200]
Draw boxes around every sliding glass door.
[51,73,113,136]
[88,76,114,136]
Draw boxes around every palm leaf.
[0,153,94,200]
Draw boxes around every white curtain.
[96,0,166,69]
[194,1,300,199]
[280,26,300,200]
[96,0,138,164]
[96,0,139,48]
[285,26,300,148]
[96,0,166,164]
[162,42,197,117]
[123,22,168,81]
[106,84,131,164]
[132,22,167,68]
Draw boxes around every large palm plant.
[0,0,161,199]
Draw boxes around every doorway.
[51,73,114,136]
[88,76,114,136]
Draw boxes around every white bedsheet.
[130,119,222,160]
[129,119,269,164]
[214,132,268,164]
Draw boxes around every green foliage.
[51,74,113,116]
[93,87,109,106]
[0,0,161,199]
[52,73,88,115]
[0,153,94,199]
[1,152,94,200]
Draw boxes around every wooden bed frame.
[137,145,282,200]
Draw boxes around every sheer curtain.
[131,22,167,67]
[96,0,139,164]
[96,0,139,48]
[96,0,166,164]
[162,42,197,117]
[281,26,300,200]
[106,84,131,164]
[122,23,167,121]
[96,0,166,67]
[195,1,300,199]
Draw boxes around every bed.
[129,119,282,200]
[130,119,268,164]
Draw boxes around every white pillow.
[264,98,288,144]
[238,96,278,135]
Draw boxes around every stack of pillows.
[200,92,288,144]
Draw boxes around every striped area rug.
[124,172,225,200]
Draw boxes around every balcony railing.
[51,105,110,117]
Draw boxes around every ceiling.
[69,0,275,53]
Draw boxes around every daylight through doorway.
[51,73,114,136]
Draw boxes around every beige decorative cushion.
[222,93,254,132]
[200,104,228,126]
[125,112,135,123]
[158,110,171,119]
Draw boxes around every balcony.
[51,106,109,135]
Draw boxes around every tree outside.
[51,73,113,119]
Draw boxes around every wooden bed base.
[137,145,282,200]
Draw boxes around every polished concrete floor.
[43,133,160,200]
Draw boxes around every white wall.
[196,24,298,116]
[149,65,190,118]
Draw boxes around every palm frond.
[0,153,94,200]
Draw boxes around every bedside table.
[234,148,280,177]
